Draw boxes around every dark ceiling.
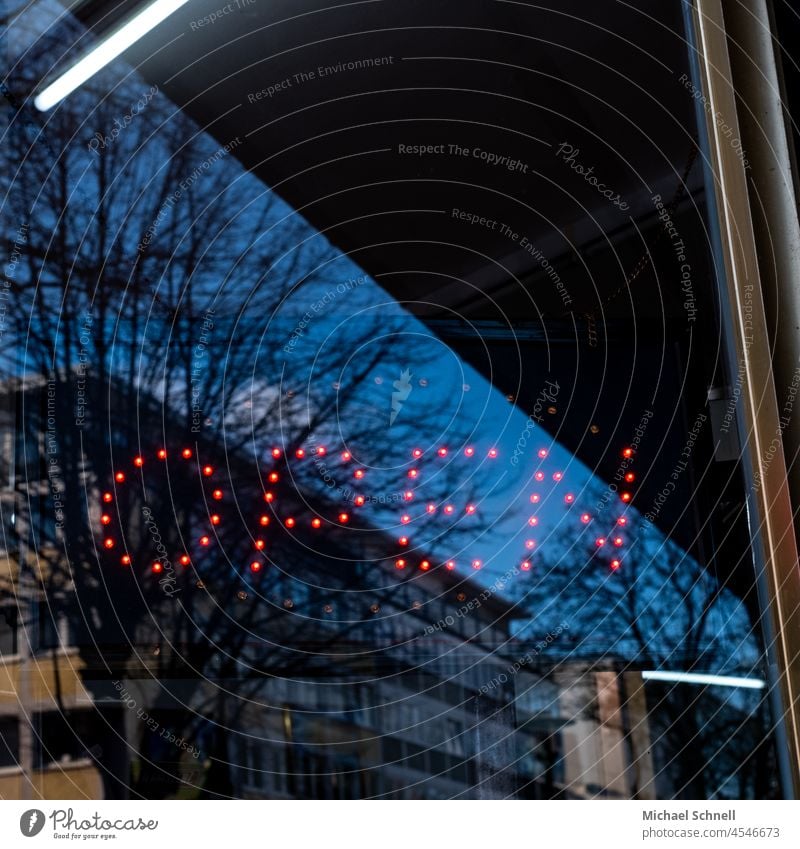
[66,0,702,318]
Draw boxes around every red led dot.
[395,559,406,570]
[271,447,282,459]
[202,465,213,477]
[488,448,498,458]
[115,472,125,483]
[182,448,192,459]
[528,516,539,526]
[259,515,270,526]
[472,559,482,570]
[200,535,210,546]
[552,471,563,482]
[625,472,636,483]
[338,512,350,524]
[611,559,622,571]
[100,514,111,525]
[564,493,575,504]
[316,446,326,456]
[420,560,431,571]
[120,554,131,566]
[408,469,419,479]
[295,448,305,459]
[213,489,223,500]
[311,518,322,529]
[621,492,632,503]
[398,536,409,546]
[412,448,423,458]
[464,446,475,457]
[179,554,191,565]
[534,471,545,482]
[521,560,532,571]
[284,517,296,528]
[465,504,477,515]
[530,493,541,503]
[354,469,365,480]
[341,451,352,462]
[581,513,592,524]
[444,504,454,515]
[210,514,220,525]
[437,447,448,457]
[403,490,414,501]
[152,562,163,574]
[622,447,634,459]
[268,472,279,483]
[426,503,436,514]
[538,448,548,459]
[445,560,456,571]
[250,561,263,573]
[157,449,167,460]
[401,514,411,525]
[525,539,536,550]
[102,492,113,503]
[103,537,115,549]
[354,495,366,507]
[133,456,144,467]
[613,536,624,547]
[595,537,606,547]
[263,492,275,503]
[617,516,628,526]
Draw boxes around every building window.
[0,717,19,769]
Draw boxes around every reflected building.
[221,559,565,800]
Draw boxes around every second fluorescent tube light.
[34,0,191,111]
[642,670,765,689]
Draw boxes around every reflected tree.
[2,39,493,798]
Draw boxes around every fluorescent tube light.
[642,670,765,689]
[34,0,191,111]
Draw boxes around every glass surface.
[0,0,781,799]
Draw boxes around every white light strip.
[34,0,191,111]
[642,670,765,689]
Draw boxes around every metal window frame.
[685,0,800,799]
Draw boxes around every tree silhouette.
[2,28,497,798]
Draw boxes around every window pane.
[1,0,786,801]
